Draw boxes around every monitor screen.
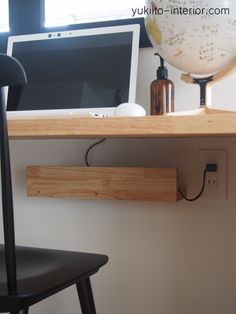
[7,25,140,115]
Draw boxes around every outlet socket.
[196,149,227,200]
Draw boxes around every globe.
[145,0,236,76]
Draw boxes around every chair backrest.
[0,53,27,294]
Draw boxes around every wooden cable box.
[27,166,179,202]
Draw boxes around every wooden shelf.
[21,109,236,202]
[7,112,236,139]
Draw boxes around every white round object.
[113,103,146,117]
[145,0,236,76]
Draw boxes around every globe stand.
[182,75,214,107]
[175,57,236,116]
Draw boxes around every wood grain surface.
[27,166,179,202]
[7,113,236,139]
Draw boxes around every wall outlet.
[196,149,227,200]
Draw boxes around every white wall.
[3,47,236,314]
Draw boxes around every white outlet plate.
[196,149,228,200]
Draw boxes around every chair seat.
[0,244,108,312]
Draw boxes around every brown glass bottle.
[151,54,174,115]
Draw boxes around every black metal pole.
[193,76,213,107]
[0,88,17,294]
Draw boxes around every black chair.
[0,53,108,314]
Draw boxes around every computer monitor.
[7,24,140,117]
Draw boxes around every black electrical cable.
[85,138,106,167]
[85,140,215,201]
[178,168,207,202]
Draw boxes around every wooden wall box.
[27,166,179,202]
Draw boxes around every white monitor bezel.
[7,24,140,118]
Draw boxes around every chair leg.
[76,278,96,314]
[11,309,29,314]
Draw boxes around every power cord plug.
[178,163,218,202]
[205,163,218,172]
